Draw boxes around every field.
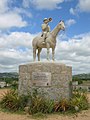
[0,89,90,120]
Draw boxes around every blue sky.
[7,0,90,36]
[0,0,90,74]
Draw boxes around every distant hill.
[0,72,18,79]
[73,73,90,81]
[0,72,90,80]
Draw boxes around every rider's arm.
[47,26,50,32]
[41,24,47,31]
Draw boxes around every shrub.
[44,100,54,113]
[11,81,18,90]
[70,90,89,111]
[28,90,54,114]
[54,98,69,112]
[0,89,89,114]
[28,94,46,114]
[0,90,28,111]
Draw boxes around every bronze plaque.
[32,72,51,86]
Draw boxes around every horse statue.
[32,20,65,61]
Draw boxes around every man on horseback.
[33,20,65,61]
[41,18,52,44]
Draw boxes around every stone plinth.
[18,62,72,100]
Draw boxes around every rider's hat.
[43,18,48,22]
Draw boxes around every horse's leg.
[33,47,36,61]
[52,47,55,61]
[46,43,50,61]
[37,48,42,61]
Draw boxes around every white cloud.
[0,0,28,29]
[78,0,90,12]
[0,32,35,72]
[69,8,76,15]
[0,0,9,13]
[0,48,32,72]
[22,0,72,10]
[23,0,64,10]
[33,0,64,10]
[56,32,90,74]
[0,32,36,49]
[65,19,76,27]
[65,0,72,1]
[22,0,30,8]
[14,7,32,18]
[0,31,90,74]
[0,12,27,29]
[70,0,90,15]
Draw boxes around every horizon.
[0,71,90,76]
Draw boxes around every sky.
[0,0,90,74]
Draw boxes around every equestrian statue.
[32,18,65,61]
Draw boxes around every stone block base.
[18,62,72,100]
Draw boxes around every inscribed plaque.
[32,72,51,86]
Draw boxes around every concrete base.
[18,62,72,100]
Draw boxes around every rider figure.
[41,18,52,44]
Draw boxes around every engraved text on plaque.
[32,72,51,86]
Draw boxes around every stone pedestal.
[18,62,72,100]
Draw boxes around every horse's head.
[59,20,65,30]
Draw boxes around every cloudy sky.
[0,0,90,74]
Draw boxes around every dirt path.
[0,109,90,120]
[0,89,90,120]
